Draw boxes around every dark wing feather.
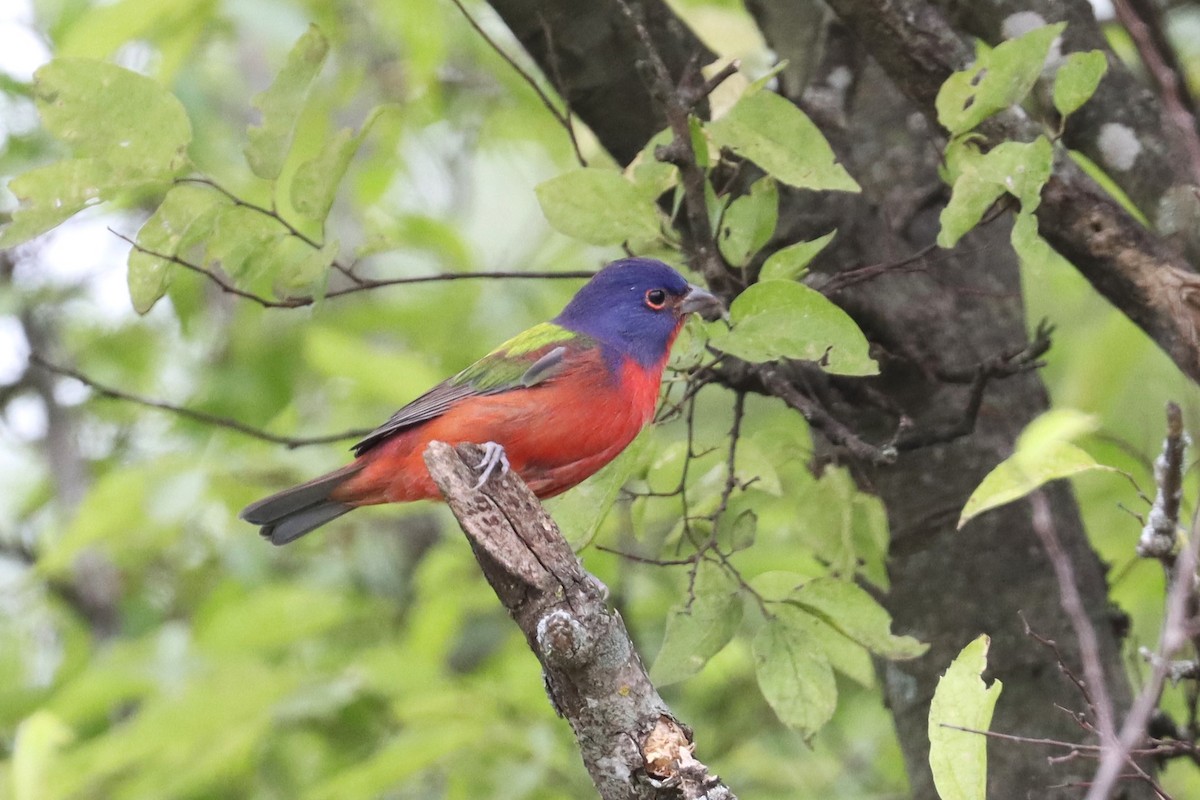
[350,336,574,457]
[351,379,479,456]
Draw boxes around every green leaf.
[801,611,876,687]
[787,578,927,660]
[44,638,158,729]
[759,230,836,281]
[689,114,710,169]
[752,573,877,686]
[928,635,1002,800]
[127,184,227,314]
[1053,50,1108,119]
[1010,210,1053,266]
[33,59,192,173]
[651,561,743,685]
[245,25,329,181]
[203,206,285,281]
[549,431,651,548]
[292,105,392,222]
[626,127,678,201]
[0,159,116,247]
[936,23,1065,135]
[707,90,860,192]
[13,711,74,800]
[0,59,192,247]
[708,280,878,375]
[535,168,663,245]
[37,468,151,576]
[194,583,366,656]
[718,507,758,552]
[1068,149,1149,226]
[753,612,837,739]
[938,169,1005,250]
[305,325,441,405]
[718,177,778,267]
[939,136,1053,248]
[49,661,297,799]
[304,727,483,800]
[959,409,1116,528]
[280,238,339,290]
[242,233,337,294]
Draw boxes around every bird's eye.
[645,288,667,310]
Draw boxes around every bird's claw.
[473,441,510,490]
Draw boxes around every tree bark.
[480,1,1163,796]
[933,0,1200,263]
[823,0,1200,384]
[423,441,735,800]
[486,0,714,166]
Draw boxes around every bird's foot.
[473,441,510,490]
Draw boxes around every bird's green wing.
[351,322,585,456]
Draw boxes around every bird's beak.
[680,284,725,321]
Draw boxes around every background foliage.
[0,0,1198,798]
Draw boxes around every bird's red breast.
[330,346,669,506]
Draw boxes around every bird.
[240,258,724,545]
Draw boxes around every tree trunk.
[484,1,1168,795]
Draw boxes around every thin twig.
[29,354,373,449]
[536,9,587,167]
[114,229,595,308]
[1085,501,1200,798]
[893,320,1053,451]
[823,199,1013,294]
[449,0,586,166]
[1086,408,1200,799]
[612,0,737,295]
[112,230,299,309]
[1112,0,1200,186]
[1029,492,1119,771]
[177,177,320,251]
[321,267,597,298]
[757,365,897,464]
[1138,402,1187,561]
[174,176,365,284]
[1022,612,1100,724]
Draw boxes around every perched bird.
[241,258,724,545]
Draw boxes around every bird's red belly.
[331,364,659,505]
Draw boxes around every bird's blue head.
[554,258,722,367]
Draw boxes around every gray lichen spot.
[1001,11,1047,39]
[595,753,633,782]
[1001,11,1062,70]
[1156,184,1200,238]
[883,662,920,706]
[1097,122,1141,172]
[826,65,852,92]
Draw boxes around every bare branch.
[1138,402,1188,561]
[29,354,373,449]
[1084,407,1200,798]
[822,0,1200,385]
[757,364,896,464]
[112,228,595,309]
[322,266,597,298]
[1029,492,1119,757]
[1084,490,1200,798]
[423,441,736,800]
[1111,0,1200,185]
[612,0,738,296]
[112,229,300,309]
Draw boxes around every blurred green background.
[1,0,1198,797]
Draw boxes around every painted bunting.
[241,258,724,545]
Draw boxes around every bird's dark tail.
[240,464,363,546]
